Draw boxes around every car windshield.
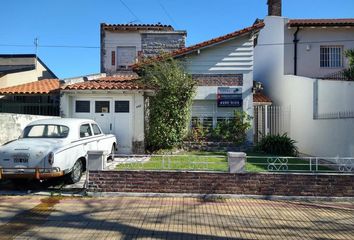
[22,124,69,138]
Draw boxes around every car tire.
[108,144,116,162]
[67,159,83,184]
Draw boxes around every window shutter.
[111,51,116,66]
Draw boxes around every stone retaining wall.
[88,171,354,197]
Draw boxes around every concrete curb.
[86,191,354,202]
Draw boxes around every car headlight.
[48,152,54,165]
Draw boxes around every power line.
[2,38,354,50]
[157,0,178,28]
[119,0,142,23]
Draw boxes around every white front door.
[112,98,133,154]
[92,99,113,135]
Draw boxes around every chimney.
[267,0,282,16]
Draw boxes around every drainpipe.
[293,27,300,75]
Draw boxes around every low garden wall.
[88,171,354,197]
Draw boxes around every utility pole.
[34,37,38,69]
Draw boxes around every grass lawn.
[116,151,332,172]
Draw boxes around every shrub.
[140,57,196,151]
[257,133,298,156]
[189,110,252,145]
[344,49,354,81]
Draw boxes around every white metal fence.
[109,154,354,174]
[246,156,354,173]
[253,105,291,143]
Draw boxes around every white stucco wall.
[0,113,58,145]
[281,75,354,157]
[284,27,354,78]
[103,32,141,73]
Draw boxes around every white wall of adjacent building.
[254,16,354,157]
[284,26,354,78]
[0,60,54,88]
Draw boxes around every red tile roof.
[102,23,174,32]
[288,18,354,27]
[63,79,147,91]
[253,92,272,104]
[0,79,59,94]
[171,22,265,57]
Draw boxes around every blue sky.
[1,0,353,78]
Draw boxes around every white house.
[254,0,354,157]
[170,22,265,143]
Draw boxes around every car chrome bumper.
[0,167,64,180]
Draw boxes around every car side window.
[92,124,102,135]
[80,124,93,138]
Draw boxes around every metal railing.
[246,156,354,173]
[109,154,354,174]
[0,102,59,116]
[111,154,228,172]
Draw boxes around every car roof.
[27,118,96,127]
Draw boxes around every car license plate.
[13,154,29,163]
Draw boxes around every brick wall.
[192,74,243,86]
[88,171,354,197]
[141,33,185,57]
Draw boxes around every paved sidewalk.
[0,196,353,239]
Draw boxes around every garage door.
[72,98,133,153]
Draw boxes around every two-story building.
[61,24,186,153]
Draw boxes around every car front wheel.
[67,160,83,184]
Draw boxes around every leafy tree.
[140,57,196,151]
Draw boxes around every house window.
[115,101,129,113]
[320,46,343,68]
[75,101,90,113]
[111,51,116,66]
[117,46,136,69]
[95,101,110,113]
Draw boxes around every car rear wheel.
[67,160,83,184]
[108,144,116,162]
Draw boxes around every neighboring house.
[0,54,58,115]
[169,22,265,143]
[100,23,186,73]
[0,79,60,116]
[254,0,354,156]
[0,54,57,88]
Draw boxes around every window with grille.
[75,101,90,113]
[115,101,129,113]
[95,101,110,113]
[320,46,343,68]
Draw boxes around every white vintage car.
[0,118,117,183]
